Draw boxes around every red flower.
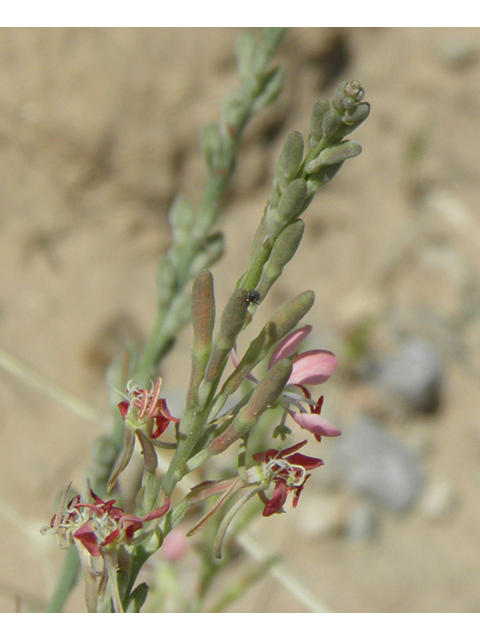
[253,440,323,516]
[42,486,170,557]
[118,376,179,440]
[72,490,171,556]
[108,377,179,491]
[42,484,170,612]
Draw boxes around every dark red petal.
[118,401,130,419]
[73,522,101,557]
[151,414,171,439]
[102,529,120,546]
[141,496,171,521]
[311,395,324,415]
[158,399,180,423]
[262,480,289,517]
[296,384,312,400]
[124,521,144,539]
[88,489,104,504]
[252,448,278,463]
[277,440,308,458]
[67,495,81,510]
[109,507,127,522]
[285,452,324,470]
[292,474,311,508]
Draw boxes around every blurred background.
[1,27,480,612]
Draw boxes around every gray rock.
[373,338,444,413]
[344,502,379,541]
[335,417,425,512]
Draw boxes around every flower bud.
[203,290,249,383]
[322,110,342,142]
[252,66,285,115]
[191,270,215,353]
[188,232,224,275]
[309,98,330,147]
[276,131,304,191]
[343,101,370,126]
[277,178,307,223]
[188,270,215,406]
[126,583,149,613]
[155,256,176,306]
[208,358,293,454]
[332,80,365,114]
[168,195,195,245]
[235,28,256,79]
[260,220,304,293]
[268,289,315,339]
[305,140,362,173]
[201,122,224,172]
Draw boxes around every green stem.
[46,27,288,614]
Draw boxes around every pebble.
[437,38,477,69]
[344,502,379,542]
[419,478,459,522]
[334,417,425,512]
[371,338,444,413]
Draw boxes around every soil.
[2,27,480,613]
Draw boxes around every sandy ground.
[2,27,480,613]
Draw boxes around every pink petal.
[268,325,312,369]
[288,350,338,386]
[231,346,259,383]
[291,411,342,442]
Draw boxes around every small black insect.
[245,289,261,305]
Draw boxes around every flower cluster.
[41,485,170,556]
[185,440,324,557]
[219,325,341,519]
[108,377,179,491]
[118,376,179,440]
[269,324,341,441]
[233,324,341,442]
[42,484,170,612]
[253,440,323,516]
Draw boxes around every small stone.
[344,502,379,542]
[419,479,459,522]
[437,38,477,69]
[373,338,444,413]
[334,417,425,512]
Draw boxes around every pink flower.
[253,440,324,516]
[232,325,341,442]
